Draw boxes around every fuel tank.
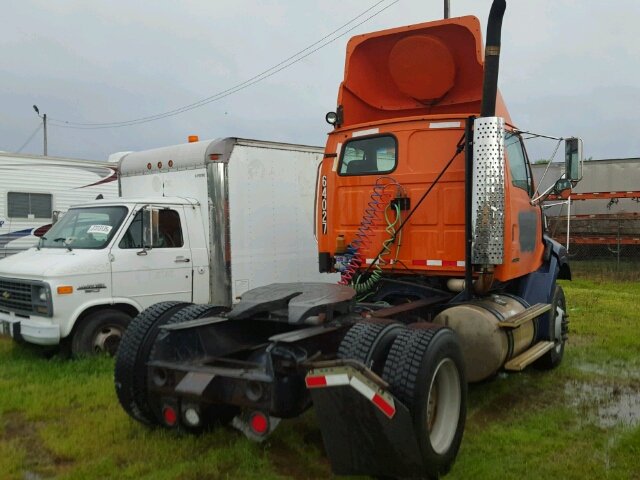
[433,295,535,382]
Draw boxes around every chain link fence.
[547,215,640,281]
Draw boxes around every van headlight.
[38,287,47,302]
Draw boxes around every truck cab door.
[504,133,545,277]
[110,206,193,309]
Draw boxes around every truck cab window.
[119,209,184,249]
[39,206,127,249]
[505,132,533,196]
[339,135,397,175]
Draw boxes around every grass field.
[1,279,639,479]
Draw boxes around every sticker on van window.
[87,225,113,235]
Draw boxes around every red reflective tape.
[372,394,395,418]
[305,376,327,387]
[412,260,426,265]
[441,260,457,267]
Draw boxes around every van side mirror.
[564,137,583,182]
[141,207,160,250]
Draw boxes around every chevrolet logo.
[1,291,9,299]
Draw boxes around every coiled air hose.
[339,177,406,297]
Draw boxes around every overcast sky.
[2,0,640,162]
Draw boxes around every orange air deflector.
[388,35,456,103]
[336,16,513,127]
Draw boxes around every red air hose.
[339,177,404,285]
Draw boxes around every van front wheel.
[72,309,132,357]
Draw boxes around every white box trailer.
[0,152,119,258]
[0,138,338,355]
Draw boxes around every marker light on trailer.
[184,408,200,427]
[163,407,177,425]
[250,412,268,435]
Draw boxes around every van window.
[338,135,397,176]
[8,192,52,219]
[119,210,184,249]
[39,206,127,249]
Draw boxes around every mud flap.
[307,366,425,477]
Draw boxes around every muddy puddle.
[565,382,640,428]
[576,361,640,380]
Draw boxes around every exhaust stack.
[480,0,507,117]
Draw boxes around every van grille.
[0,277,52,317]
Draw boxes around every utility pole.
[445,0,450,19]
[43,114,47,156]
[33,105,47,156]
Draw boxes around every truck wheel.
[535,284,567,370]
[337,318,406,376]
[149,304,238,433]
[114,302,191,425]
[71,309,132,357]
[382,324,467,479]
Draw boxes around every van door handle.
[175,256,190,263]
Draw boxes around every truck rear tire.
[382,323,467,479]
[337,318,406,376]
[71,309,132,357]
[114,301,191,425]
[148,304,238,433]
[535,284,567,370]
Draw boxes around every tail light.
[163,406,178,425]
[249,412,269,435]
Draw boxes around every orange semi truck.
[115,2,582,478]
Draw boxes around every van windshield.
[39,206,128,250]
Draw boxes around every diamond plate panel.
[472,117,505,264]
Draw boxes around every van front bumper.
[0,312,60,346]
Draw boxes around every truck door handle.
[175,256,190,263]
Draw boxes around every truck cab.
[317,16,546,284]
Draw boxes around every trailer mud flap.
[306,366,425,477]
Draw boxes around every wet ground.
[1,412,73,480]
[566,381,640,428]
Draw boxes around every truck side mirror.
[553,178,572,199]
[141,207,160,250]
[564,137,583,182]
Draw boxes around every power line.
[48,0,400,130]
[15,122,43,153]
[49,0,398,129]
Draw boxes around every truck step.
[499,303,551,328]
[504,341,555,371]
